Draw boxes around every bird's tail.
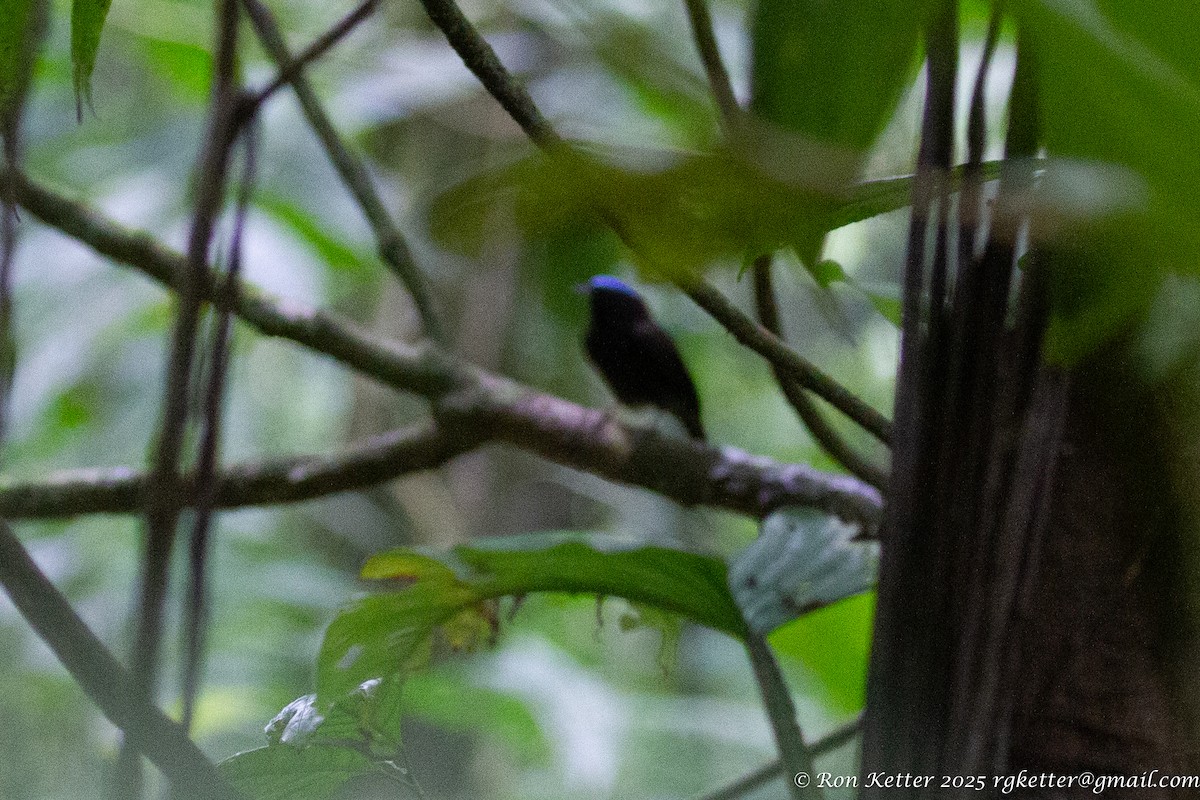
[680,411,706,442]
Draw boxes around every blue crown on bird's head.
[583,275,640,297]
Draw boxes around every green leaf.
[0,0,43,125]
[429,145,1008,283]
[750,0,924,153]
[317,532,748,704]
[1010,0,1200,359]
[810,259,847,288]
[403,670,551,763]
[750,0,926,263]
[224,679,411,800]
[220,745,376,800]
[71,0,113,114]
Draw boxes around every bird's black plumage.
[580,276,706,440]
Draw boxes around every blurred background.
[0,0,1009,797]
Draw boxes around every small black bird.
[580,276,706,440]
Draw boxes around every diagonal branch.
[417,0,561,149]
[5,169,459,396]
[248,0,380,109]
[752,256,888,488]
[0,521,243,800]
[240,0,444,342]
[696,714,862,800]
[684,279,892,443]
[682,0,740,132]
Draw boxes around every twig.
[696,715,862,800]
[0,521,243,800]
[752,256,888,488]
[682,0,740,132]
[249,0,380,109]
[417,0,561,149]
[241,0,444,342]
[181,127,258,732]
[744,632,820,800]
[684,279,892,444]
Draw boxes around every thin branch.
[416,0,561,149]
[6,169,459,396]
[696,715,862,800]
[181,127,258,732]
[682,0,740,133]
[752,256,888,488]
[0,424,472,517]
[240,0,444,342]
[248,0,380,110]
[684,279,892,444]
[118,4,243,793]
[745,632,820,800]
[0,521,243,800]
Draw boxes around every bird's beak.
[573,282,590,294]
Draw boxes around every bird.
[579,275,706,440]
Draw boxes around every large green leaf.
[317,532,747,704]
[71,0,112,113]
[429,145,1004,281]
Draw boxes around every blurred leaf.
[855,281,903,326]
[70,0,112,112]
[133,35,212,100]
[431,146,1007,281]
[750,0,925,263]
[810,259,847,288]
[750,0,924,153]
[318,532,747,705]
[729,507,877,636]
[771,593,875,712]
[403,670,551,764]
[1010,0,1200,359]
[254,192,374,285]
[431,145,836,279]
